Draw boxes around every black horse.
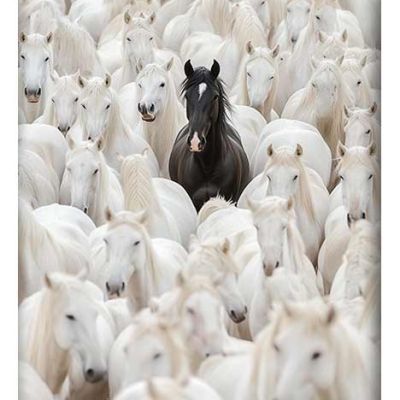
[169,60,250,211]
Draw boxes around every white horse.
[314,29,348,61]
[76,74,159,173]
[19,149,60,209]
[108,312,190,397]
[19,32,54,123]
[199,301,379,400]
[19,272,115,396]
[112,26,184,93]
[242,197,321,338]
[115,377,222,400]
[18,200,93,302]
[250,119,332,186]
[120,152,197,247]
[230,42,280,122]
[19,361,54,400]
[181,2,267,89]
[89,210,186,307]
[241,145,329,264]
[134,61,187,176]
[19,123,67,183]
[36,71,81,136]
[282,58,351,156]
[344,103,380,158]
[60,137,124,226]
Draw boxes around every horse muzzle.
[188,132,206,152]
[24,87,41,103]
[138,102,156,122]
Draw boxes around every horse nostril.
[137,103,141,112]
[37,88,41,96]
[24,88,28,96]
[291,37,297,43]
[149,103,155,112]
[244,306,248,314]
[361,212,366,219]
[86,369,94,378]
[66,126,70,132]
[121,282,125,292]
[230,310,236,319]
[83,207,88,214]
[275,261,280,268]
[106,282,110,292]
[347,213,352,226]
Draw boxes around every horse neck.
[123,159,161,213]
[284,220,307,273]
[127,233,159,310]
[27,290,70,394]
[90,156,110,223]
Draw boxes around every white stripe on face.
[198,83,207,100]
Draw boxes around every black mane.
[181,67,241,143]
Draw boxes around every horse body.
[169,61,249,211]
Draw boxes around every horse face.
[19,34,52,103]
[137,69,168,122]
[246,57,276,109]
[255,212,289,277]
[286,0,311,45]
[273,320,336,398]
[315,33,347,61]
[249,0,271,31]
[80,81,112,141]
[125,29,155,69]
[344,113,374,148]
[103,224,145,298]
[185,84,219,152]
[342,66,366,106]
[314,3,337,35]
[266,164,300,200]
[66,148,101,214]
[339,162,374,223]
[182,291,224,358]
[51,75,80,135]
[53,286,107,384]
[311,67,339,116]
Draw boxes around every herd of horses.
[18,0,381,399]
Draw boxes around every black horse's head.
[182,59,230,153]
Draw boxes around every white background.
[1,1,398,397]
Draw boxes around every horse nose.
[229,309,246,323]
[83,207,88,214]
[84,368,106,383]
[361,212,366,219]
[106,281,125,297]
[57,124,70,135]
[291,36,297,44]
[149,103,155,112]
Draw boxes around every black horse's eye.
[213,95,219,101]
[365,129,371,134]
[66,314,75,321]
[44,57,49,62]
[160,82,165,88]
[311,351,321,360]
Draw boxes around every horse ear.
[310,56,319,70]
[287,197,294,211]
[325,305,337,325]
[72,69,80,82]
[19,32,27,43]
[163,57,174,72]
[360,55,368,68]
[105,207,114,222]
[336,55,344,66]
[267,144,274,157]
[44,273,62,290]
[104,74,112,88]
[46,32,53,44]
[66,134,76,150]
[271,44,280,58]
[78,75,87,88]
[210,59,220,80]
[184,60,194,78]
[44,273,53,289]
[147,11,156,24]
[246,41,255,55]
[318,31,328,43]
[124,11,131,24]
[368,102,378,116]
[368,142,377,157]
[337,141,347,158]
[341,29,348,43]
[344,105,351,119]
[50,70,59,83]
[221,238,230,254]
[135,209,148,225]
[295,144,303,157]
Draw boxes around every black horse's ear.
[210,60,220,80]
[184,60,194,78]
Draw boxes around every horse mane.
[29,0,61,34]
[264,147,317,222]
[297,60,349,154]
[120,153,160,212]
[181,67,241,144]
[237,46,278,120]
[200,0,232,37]
[197,195,234,225]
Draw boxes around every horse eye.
[20,54,25,60]
[74,97,79,103]
[270,76,274,80]
[266,175,271,181]
[153,352,162,360]
[103,238,108,245]
[134,240,140,246]
[51,98,55,103]
[368,174,373,180]
[273,343,280,352]
[339,175,344,180]
[307,8,311,13]
[160,82,165,88]
[138,83,142,89]
[311,351,321,360]
[81,104,86,110]
[293,175,298,181]
[365,129,371,134]
[247,72,251,78]
[105,104,111,110]
[287,8,291,13]
[187,307,195,315]
[66,314,76,321]
[126,37,131,42]
[316,15,321,20]
[44,57,49,62]
[357,80,362,85]
[93,169,99,175]
[149,37,154,41]
[312,82,317,88]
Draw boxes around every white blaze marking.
[190,131,201,152]
[198,83,207,100]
